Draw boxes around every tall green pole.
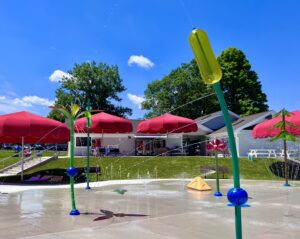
[213,83,242,238]
[213,83,240,187]
[189,29,248,239]
[86,99,91,190]
[281,111,290,186]
[68,116,80,215]
[215,153,220,193]
[50,104,80,215]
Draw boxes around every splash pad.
[0,179,299,238]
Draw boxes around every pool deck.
[0,179,299,239]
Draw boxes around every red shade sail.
[137,113,198,134]
[0,111,70,143]
[252,110,300,138]
[74,112,133,133]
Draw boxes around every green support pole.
[215,154,220,192]
[69,117,79,215]
[86,126,91,189]
[213,83,240,187]
[282,112,290,186]
[213,83,242,239]
[50,104,80,216]
[213,151,222,197]
[86,99,91,190]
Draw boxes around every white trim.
[75,133,135,138]
[134,135,167,139]
[235,133,240,157]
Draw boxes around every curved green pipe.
[213,83,242,238]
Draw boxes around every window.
[153,139,166,149]
[76,137,91,147]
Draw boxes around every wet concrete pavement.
[0,179,299,239]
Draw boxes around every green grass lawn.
[0,150,21,169]
[24,155,281,181]
[0,150,67,170]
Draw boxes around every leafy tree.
[142,60,219,119]
[142,47,268,118]
[218,47,268,116]
[48,61,132,121]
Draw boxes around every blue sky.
[0,0,299,119]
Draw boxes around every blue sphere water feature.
[66,167,78,177]
[227,188,248,206]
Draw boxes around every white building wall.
[237,130,255,157]
[237,130,299,157]
[165,135,182,150]
[238,130,282,157]
[73,133,136,156]
[72,133,183,156]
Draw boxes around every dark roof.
[194,110,240,131]
[209,111,273,135]
[194,110,239,122]
[194,111,222,122]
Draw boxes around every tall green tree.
[142,47,268,118]
[48,61,132,121]
[142,60,219,119]
[218,47,268,116]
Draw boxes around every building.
[208,111,275,157]
[72,110,295,157]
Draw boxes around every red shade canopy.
[252,111,300,138]
[137,113,198,134]
[74,112,133,133]
[0,111,70,143]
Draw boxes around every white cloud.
[0,95,55,114]
[12,98,32,107]
[127,93,145,109]
[128,55,154,69]
[49,70,72,82]
[22,96,54,106]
